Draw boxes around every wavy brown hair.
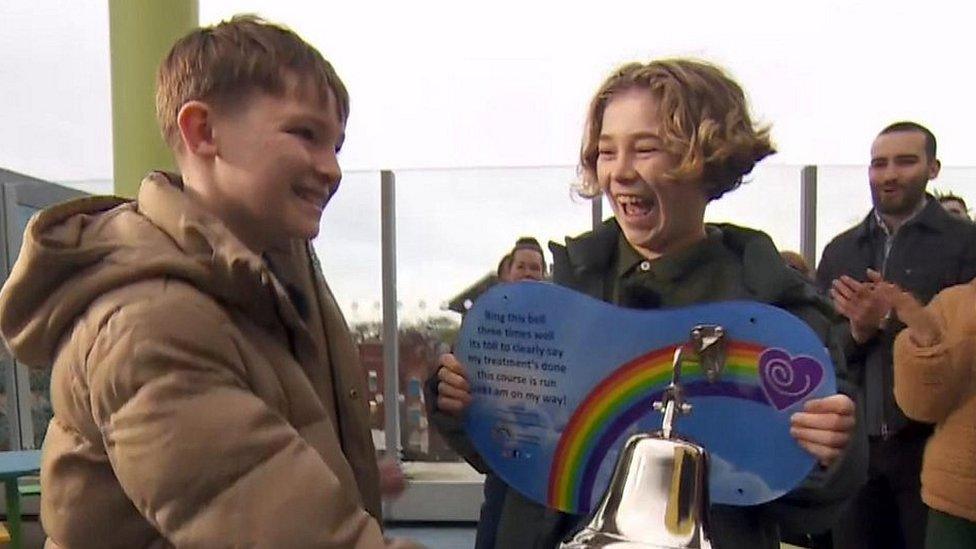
[578,58,775,201]
[156,14,348,150]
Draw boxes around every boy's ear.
[176,101,217,158]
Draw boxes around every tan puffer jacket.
[893,281,976,523]
[0,172,385,548]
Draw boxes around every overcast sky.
[2,1,975,320]
[4,1,976,178]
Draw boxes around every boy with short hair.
[0,15,417,548]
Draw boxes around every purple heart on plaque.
[758,348,825,411]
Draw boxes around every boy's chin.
[294,224,321,241]
[265,226,320,248]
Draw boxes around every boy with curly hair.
[432,58,867,548]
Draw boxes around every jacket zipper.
[880,228,896,441]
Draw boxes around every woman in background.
[429,236,548,549]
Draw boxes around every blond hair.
[578,58,775,200]
[155,14,349,150]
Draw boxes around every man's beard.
[873,185,926,217]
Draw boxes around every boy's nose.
[314,149,342,185]
[612,152,639,183]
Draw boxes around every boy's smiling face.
[596,88,707,260]
[203,77,345,252]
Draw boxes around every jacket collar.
[713,222,812,305]
[855,193,952,241]
[552,219,819,307]
[137,171,302,328]
[548,218,618,299]
[555,217,619,276]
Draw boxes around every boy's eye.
[288,127,317,141]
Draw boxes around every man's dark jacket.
[816,196,976,438]
[430,220,868,548]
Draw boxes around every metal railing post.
[592,196,603,231]
[800,165,818,270]
[380,170,401,459]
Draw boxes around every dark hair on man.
[879,121,937,160]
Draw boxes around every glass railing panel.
[313,170,386,449]
[704,163,804,255]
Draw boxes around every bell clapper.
[653,325,727,438]
[653,347,694,439]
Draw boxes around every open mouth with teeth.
[294,186,331,212]
[615,193,657,224]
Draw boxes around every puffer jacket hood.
[0,171,278,369]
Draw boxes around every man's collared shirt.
[871,196,928,272]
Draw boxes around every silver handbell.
[561,326,726,549]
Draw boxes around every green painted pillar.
[109,0,198,197]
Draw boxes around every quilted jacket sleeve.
[85,295,387,548]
